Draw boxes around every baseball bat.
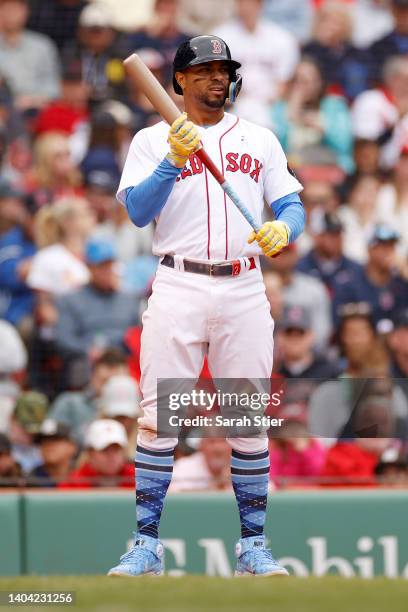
[123,53,261,233]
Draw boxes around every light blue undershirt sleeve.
[270,192,306,243]
[125,157,181,227]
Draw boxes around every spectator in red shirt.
[59,419,134,488]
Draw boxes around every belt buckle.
[209,263,215,276]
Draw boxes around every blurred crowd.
[1,0,408,489]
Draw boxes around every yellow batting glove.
[248,221,290,257]
[166,113,201,168]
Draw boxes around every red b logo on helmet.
[211,39,223,54]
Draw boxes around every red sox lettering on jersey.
[118,112,301,261]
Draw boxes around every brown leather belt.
[161,255,256,277]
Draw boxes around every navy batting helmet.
[172,35,242,103]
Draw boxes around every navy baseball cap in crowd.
[280,305,311,332]
[368,224,400,247]
[310,209,343,235]
[85,239,117,265]
[85,169,118,193]
[35,419,72,442]
[392,0,408,7]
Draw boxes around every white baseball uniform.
[118,112,302,452]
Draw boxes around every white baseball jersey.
[117,112,302,261]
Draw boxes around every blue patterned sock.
[135,445,174,539]
[231,448,270,539]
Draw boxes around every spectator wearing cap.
[55,239,139,377]
[34,62,91,164]
[28,419,77,487]
[275,305,342,379]
[375,146,408,257]
[27,0,87,52]
[49,349,129,446]
[0,432,22,487]
[8,390,48,473]
[100,374,141,459]
[0,0,61,111]
[59,419,134,488]
[61,2,128,106]
[332,224,408,328]
[369,0,408,83]
[0,180,36,328]
[351,56,408,169]
[127,0,189,86]
[269,402,327,485]
[297,210,361,294]
[266,244,332,351]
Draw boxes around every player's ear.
[175,71,186,92]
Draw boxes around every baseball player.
[108,36,305,577]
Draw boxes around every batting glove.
[166,113,201,168]
[248,221,290,257]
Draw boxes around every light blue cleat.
[108,533,164,576]
[235,535,289,577]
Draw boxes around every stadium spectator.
[49,349,129,446]
[275,305,342,379]
[80,110,122,181]
[54,239,139,378]
[59,419,134,488]
[369,0,408,82]
[321,437,390,485]
[0,180,36,328]
[375,455,408,486]
[336,302,390,375]
[351,56,408,169]
[0,319,27,432]
[269,402,327,485]
[27,0,87,51]
[302,1,371,101]
[28,198,93,295]
[0,432,23,486]
[338,174,380,263]
[375,146,408,256]
[0,0,61,111]
[271,57,354,173]
[297,210,361,293]
[25,132,83,208]
[170,436,231,492]
[84,169,117,225]
[215,0,299,128]
[61,2,128,106]
[28,419,77,487]
[34,62,91,165]
[332,225,408,327]
[100,374,140,459]
[127,0,189,85]
[178,0,234,35]
[267,244,332,350]
[8,390,48,473]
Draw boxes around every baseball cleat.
[234,535,289,577]
[107,533,164,577]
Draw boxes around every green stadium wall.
[1,490,408,577]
